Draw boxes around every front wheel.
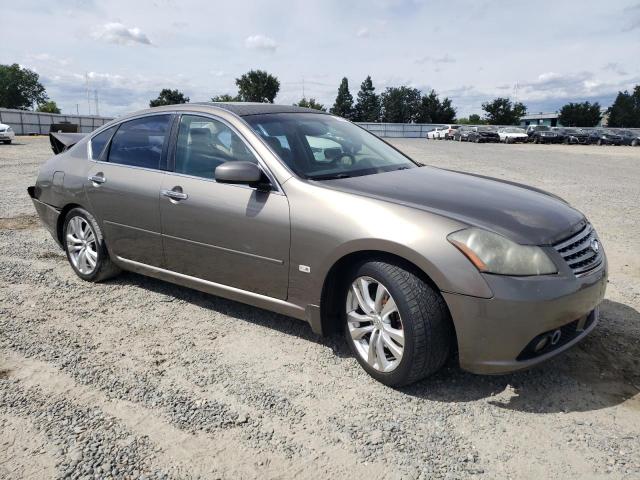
[63,208,121,282]
[2,140,11,145]
[343,261,452,387]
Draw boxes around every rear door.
[85,114,173,267]
[159,113,290,299]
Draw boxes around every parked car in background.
[453,126,473,142]
[526,125,560,144]
[0,123,15,144]
[427,125,459,140]
[498,127,528,144]
[587,129,623,146]
[618,129,640,146]
[27,102,607,386]
[555,128,591,145]
[467,126,500,143]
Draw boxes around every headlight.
[448,228,557,275]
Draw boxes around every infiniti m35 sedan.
[29,103,607,386]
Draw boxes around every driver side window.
[175,115,258,180]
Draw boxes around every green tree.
[557,101,601,127]
[294,97,326,111]
[37,100,61,114]
[149,88,189,107]
[0,63,48,110]
[456,114,485,125]
[211,94,240,102]
[607,86,640,128]
[380,86,422,123]
[417,89,456,123]
[236,70,280,103]
[481,97,527,125]
[354,75,380,122]
[330,77,355,119]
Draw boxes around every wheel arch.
[318,249,458,350]
[56,203,85,245]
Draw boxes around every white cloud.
[356,27,370,38]
[93,22,152,46]
[245,34,278,52]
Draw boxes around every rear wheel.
[632,139,639,147]
[63,208,121,282]
[343,261,452,387]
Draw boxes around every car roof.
[116,102,328,121]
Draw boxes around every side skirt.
[114,256,308,321]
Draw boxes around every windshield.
[244,113,417,180]
[477,126,495,132]
[503,127,525,133]
[534,126,550,131]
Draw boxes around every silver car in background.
[29,103,607,386]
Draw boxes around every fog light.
[534,336,549,352]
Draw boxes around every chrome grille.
[553,224,602,275]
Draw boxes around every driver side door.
[159,114,291,300]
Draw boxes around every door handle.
[88,174,106,184]
[161,189,188,201]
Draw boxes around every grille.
[553,224,603,275]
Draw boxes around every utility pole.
[76,104,79,115]
[302,77,305,99]
[94,90,100,116]
[85,73,91,115]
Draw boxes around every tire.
[632,139,639,147]
[343,260,452,387]
[533,137,539,144]
[63,207,121,282]
[474,137,480,143]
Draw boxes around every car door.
[85,114,173,267]
[159,113,290,300]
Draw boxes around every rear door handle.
[88,174,106,184]
[161,189,188,201]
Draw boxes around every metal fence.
[356,122,443,138]
[0,108,114,135]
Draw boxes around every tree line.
[2,62,640,127]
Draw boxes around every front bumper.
[443,260,607,374]
[0,132,15,141]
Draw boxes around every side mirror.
[215,161,264,186]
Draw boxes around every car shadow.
[108,272,640,413]
[109,271,353,358]
[401,299,640,413]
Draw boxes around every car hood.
[322,166,586,245]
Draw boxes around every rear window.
[107,115,171,169]
[89,126,117,160]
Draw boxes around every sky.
[2,0,640,118]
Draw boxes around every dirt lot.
[1,136,639,480]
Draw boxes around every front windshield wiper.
[307,172,353,181]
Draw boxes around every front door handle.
[161,188,188,201]
[88,174,106,185]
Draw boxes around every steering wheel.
[327,153,355,168]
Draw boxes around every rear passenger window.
[108,115,171,169]
[89,125,117,160]
[174,115,258,180]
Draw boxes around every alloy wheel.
[66,216,98,275]
[346,276,404,372]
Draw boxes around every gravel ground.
[1,136,639,480]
